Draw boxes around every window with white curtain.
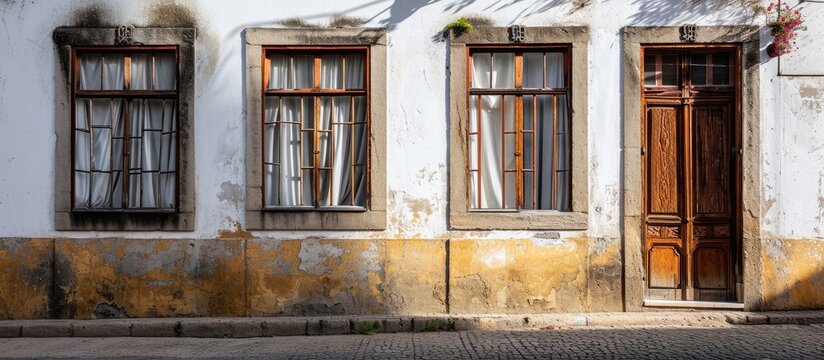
[467,48,571,211]
[73,49,178,211]
[263,49,368,210]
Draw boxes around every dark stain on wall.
[51,250,76,319]
[70,3,117,28]
[145,1,198,28]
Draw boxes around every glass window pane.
[546,52,564,88]
[91,128,111,171]
[318,169,331,206]
[154,53,176,90]
[479,95,503,209]
[353,96,366,124]
[492,53,514,88]
[536,95,554,210]
[130,53,152,90]
[469,171,479,209]
[523,53,543,88]
[302,131,314,166]
[75,99,89,130]
[523,172,534,210]
[691,54,707,86]
[79,54,102,90]
[503,95,515,132]
[469,96,478,133]
[644,55,657,86]
[504,134,515,170]
[523,95,534,131]
[504,172,516,209]
[102,54,124,90]
[712,54,730,85]
[354,123,367,166]
[91,99,111,126]
[344,54,365,89]
[159,173,174,208]
[74,171,90,208]
[292,56,314,89]
[354,165,367,207]
[268,55,288,89]
[523,133,534,170]
[320,55,343,89]
[75,131,90,171]
[661,55,677,86]
[472,53,491,88]
[468,134,478,171]
[302,169,314,206]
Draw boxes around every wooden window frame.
[53,27,196,231]
[244,28,387,230]
[448,26,589,230]
[261,46,371,212]
[70,46,181,212]
[466,46,572,212]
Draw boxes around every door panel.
[647,107,681,216]
[642,48,738,302]
[692,105,731,218]
[648,244,682,289]
[693,246,728,289]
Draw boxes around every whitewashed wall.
[0,0,820,241]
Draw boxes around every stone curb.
[1,311,822,338]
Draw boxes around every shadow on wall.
[760,238,824,311]
[624,0,762,25]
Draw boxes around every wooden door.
[642,47,739,302]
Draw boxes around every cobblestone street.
[1,324,823,359]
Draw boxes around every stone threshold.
[1,311,823,338]
[643,299,746,310]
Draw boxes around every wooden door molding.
[620,26,762,311]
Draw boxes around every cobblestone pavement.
[1,325,823,359]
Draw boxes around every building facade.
[1,0,823,319]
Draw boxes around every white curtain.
[79,54,101,90]
[474,94,517,209]
[131,54,152,90]
[471,52,515,89]
[74,98,124,209]
[128,99,176,209]
[352,96,367,206]
[546,52,564,88]
[103,54,124,90]
[74,99,91,208]
[536,94,570,210]
[469,52,569,210]
[155,53,176,90]
[268,55,313,90]
[264,96,310,207]
[523,53,543,88]
[344,55,364,89]
[264,54,367,208]
[75,53,176,210]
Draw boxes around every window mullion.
[313,55,321,208]
[514,53,524,210]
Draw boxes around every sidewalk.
[2,311,824,338]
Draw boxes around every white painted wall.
[0,0,820,241]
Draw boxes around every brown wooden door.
[642,47,739,302]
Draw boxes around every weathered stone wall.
[1,237,624,319]
[0,0,823,316]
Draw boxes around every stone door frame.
[621,26,762,311]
